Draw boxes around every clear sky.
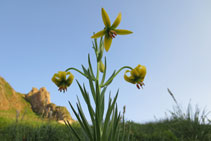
[0,0,211,123]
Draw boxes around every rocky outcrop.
[43,104,73,121]
[25,87,51,114]
[25,87,72,121]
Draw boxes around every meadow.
[1,101,211,141]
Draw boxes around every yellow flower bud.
[99,61,105,73]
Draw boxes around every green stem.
[65,67,88,78]
[100,66,133,87]
[96,63,100,81]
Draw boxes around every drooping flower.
[52,71,74,92]
[91,8,133,52]
[124,65,146,89]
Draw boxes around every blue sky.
[0,0,211,123]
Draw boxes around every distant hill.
[0,76,73,123]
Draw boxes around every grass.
[0,119,82,141]
[1,103,211,141]
[1,115,211,141]
[1,89,211,140]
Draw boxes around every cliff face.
[0,76,73,122]
[25,87,72,121]
[25,87,51,114]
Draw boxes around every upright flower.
[124,64,146,89]
[91,8,133,52]
[52,71,74,92]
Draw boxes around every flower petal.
[104,35,112,52]
[101,8,111,27]
[131,69,139,77]
[132,65,147,82]
[138,65,147,81]
[66,72,74,86]
[115,29,133,35]
[111,13,121,28]
[58,71,66,80]
[91,29,106,38]
[124,70,136,84]
[52,74,60,87]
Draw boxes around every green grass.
[1,88,211,140]
[1,116,211,141]
[0,119,82,141]
[124,118,211,141]
[1,104,211,141]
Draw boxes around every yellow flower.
[52,71,74,92]
[124,65,146,89]
[91,8,133,52]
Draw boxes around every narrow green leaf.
[102,95,112,141]
[99,87,107,122]
[68,101,86,132]
[76,99,93,141]
[88,77,96,104]
[76,80,95,124]
[88,54,95,78]
[102,90,119,140]
[92,41,96,50]
[82,83,95,123]
[76,80,85,95]
[108,106,116,140]
[103,70,116,87]
[81,65,89,76]
[111,106,121,141]
[94,38,98,50]
[64,120,81,141]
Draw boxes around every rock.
[54,106,72,121]
[25,87,73,121]
[25,87,51,114]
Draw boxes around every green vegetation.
[0,119,82,141]
[1,77,211,140]
[1,102,211,141]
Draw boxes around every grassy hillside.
[0,77,41,123]
[0,77,45,124]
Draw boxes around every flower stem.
[100,66,133,87]
[65,67,88,79]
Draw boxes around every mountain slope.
[0,77,36,119]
